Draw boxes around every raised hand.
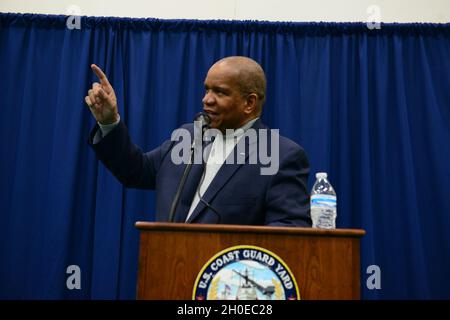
[85,64,119,125]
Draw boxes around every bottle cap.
[316,172,327,179]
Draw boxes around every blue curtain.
[0,13,449,299]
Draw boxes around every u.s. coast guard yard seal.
[193,245,300,300]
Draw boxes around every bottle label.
[311,194,336,208]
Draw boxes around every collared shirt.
[185,117,259,221]
[94,116,121,144]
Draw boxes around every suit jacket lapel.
[186,120,264,223]
[173,138,214,222]
[173,162,204,222]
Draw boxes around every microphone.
[168,112,211,223]
[194,111,211,130]
[193,111,211,142]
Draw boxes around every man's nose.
[202,92,214,105]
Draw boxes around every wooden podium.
[135,222,365,300]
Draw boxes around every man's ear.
[244,93,258,114]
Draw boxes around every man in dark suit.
[85,56,311,227]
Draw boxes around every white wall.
[0,0,449,22]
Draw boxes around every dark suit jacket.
[89,119,311,227]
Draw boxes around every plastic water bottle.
[310,172,337,229]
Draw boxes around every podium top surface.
[135,221,365,238]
